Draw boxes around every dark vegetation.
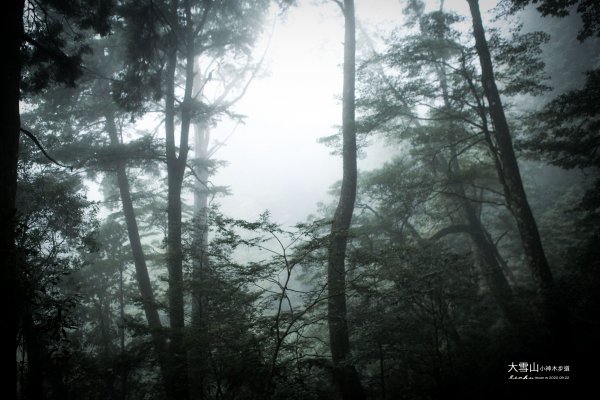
[2,0,599,399]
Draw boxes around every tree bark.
[466,0,561,333]
[327,1,366,399]
[1,2,25,399]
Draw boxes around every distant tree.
[188,51,267,400]
[513,0,600,235]
[520,69,600,219]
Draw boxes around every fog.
[212,1,400,224]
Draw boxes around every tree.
[326,1,366,399]
[21,23,177,394]
[0,4,24,396]
[415,5,526,332]
[115,2,269,398]
[23,2,270,396]
[354,1,545,334]
[105,108,174,394]
[466,0,562,335]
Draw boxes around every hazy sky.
[211,1,410,226]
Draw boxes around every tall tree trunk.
[164,1,194,397]
[1,2,25,399]
[466,0,562,334]
[327,1,365,399]
[97,296,118,400]
[188,119,210,400]
[118,265,128,400]
[105,111,173,397]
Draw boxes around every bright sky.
[212,1,404,225]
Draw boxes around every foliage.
[16,137,98,399]
[504,0,600,40]
[22,0,115,92]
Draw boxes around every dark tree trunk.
[97,296,118,400]
[118,265,128,400]
[327,1,366,399]
[163,1,194,397]
[105,111,173,397]
[1,2,25,399]
[466,0,563,334]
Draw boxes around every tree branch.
[428,224,471,241]
[20,128,73,170]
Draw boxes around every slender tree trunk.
[98,297,118,400]
[118,265,128,400]
[466,0,561,333]
[188,120,210,400]
[327,1,365,399]
[165,157,188,400]
[1,2,25,399]
[105,111,172,398]
[164,1,194,397]
[164,17,184,386]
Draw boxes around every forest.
[2,0,599,399]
